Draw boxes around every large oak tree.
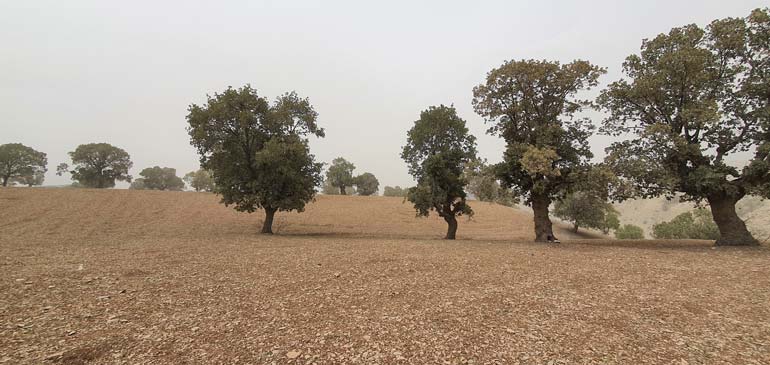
[473,59,605,242]
[186,86,324,234]
[598,8,770,246]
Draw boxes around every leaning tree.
[57,143,132,188]
[401,105,477,240]
[473,59,605,242]
[186,86,324,234]
[598,8,770,246]
[0,143,47,187]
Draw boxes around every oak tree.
[473,59,605,242]
[186,86,324,234]
[134,166,185,191]
[0,143,47,187]
[57,143,132,188]
[354,172,379,196]
[325,157,355,195]
[598,8,770,245]
[401,105,477,239]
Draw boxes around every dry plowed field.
[1,188,769,364]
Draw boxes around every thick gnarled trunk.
[444,215,458,240]
[707,194,758,246]
[262,207,277,234]
[532,193,556,242]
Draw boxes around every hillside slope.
[0,188,600,243]
[613,196,770,241]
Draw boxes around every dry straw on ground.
[1,188,769,364]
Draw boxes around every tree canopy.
[57,143,132,188]
[186,85,324,234]
[383,186,408,197]
[184,169,215,192]
[401,104,477,239]
[473,59,605,242]
[325,157,356,195]
[0,143,47,187]
[652,209,720,240]
[598,8,770,245]
[464,158,516,207]
[132,166,185,191]
[354,172,379,196]
[553,191,620,234]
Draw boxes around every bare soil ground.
[1,188,769,364]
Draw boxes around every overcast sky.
[1,1,766,189]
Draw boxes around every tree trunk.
[339,185,346,195]
[707,194,758,246]
[1,176,7,187]
[573,223,579,233]
[444,215,458,240]
[532,193,555,242]
[262,207,277,234]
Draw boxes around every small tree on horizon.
[133,166,185,191]
[186,86,324,234]
[354,172,379,196]
[325,157,356,195]
[0,143,47,187]
[401,104,477,240]
[383,186,408,197]
[57,143,132,188]
[184,169,215,192]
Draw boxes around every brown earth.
[1,188,769,364]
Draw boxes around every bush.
[615,224,644,239]
[652,208,719,240]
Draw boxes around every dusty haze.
[1,0,765,188]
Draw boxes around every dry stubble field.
[1,188,769,364]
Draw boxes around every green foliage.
[0,143,47,187]
[615,224,645,240]
[58,143,132,188]
[472,59,605,205]
[652,209,720,240]
[401,105,477,237]
[183,169,215,192]
[325,157,356,195]
[464,159,516,207]
[553,192,620,233]
[133,166,185,191]
[383,186,408,197]
[129,179,145,190]
[354,172,379,196]
[599,8,770,223]
[186,86,324,226]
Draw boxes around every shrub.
[615,224,644,239]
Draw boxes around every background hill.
[0,188,603,243]
[612,196,770,241]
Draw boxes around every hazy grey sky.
[1,1,766,189]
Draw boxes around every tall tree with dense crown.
[354,172,379,196]
[401,105,477,239]
[57,143,132,188]
[0,143,47,187]
[134,166,185,191]
[598,8,770,246]
[473,59,605,242]
[325,157,356,195]
[186,86,324,234]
